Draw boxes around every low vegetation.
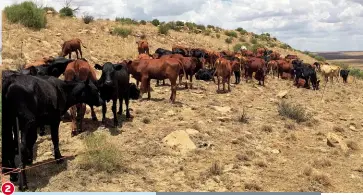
[82,14,94,24]
[225,31,238,38]
[4,1,47,30]
[158,24,170,35]
[278,100,310,123]
[59,7,74,17]
[112,27,132,38]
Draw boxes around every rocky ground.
[1,15,363,192]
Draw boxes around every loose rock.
[162,130,196,154]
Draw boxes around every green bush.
[280,43,291,49]
[59,7,74,17]
[268,42,277,47]
[82,14,94,24]
[158,24,170,35]
[249,43,264,52]
[251,38,258,44]
[185,22,196,30]
[196,24,206,31]
[236,27,248,35]
[139,20,147,25]
[151,19,160,26]
[278,101,310,123]
[225,37,233,44]
[216,34,221,39]
[239,37,246,42]
[225,31,238,38]
[112,27,132,38]
[204,29,211,36]
[4,1,47,30]
[115,17,138,25]
[176,21,184,26]
[350,68,363,79]
[166,21,181,31]
[233,43,244,52]
[43,6,56,13]
[207,25,215,29]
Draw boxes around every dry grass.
[209,160,223,175]
[312,158,332,169]
[261,125,273,133]
[346,140,360,151]
[278,101,310,123]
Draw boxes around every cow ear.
[127,60,133,65]
[29,66,38,76]
[114,64,123,70]
[94,64,103,70]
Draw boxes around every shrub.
[115,17,138,25]
[158,24,170,35]
[225,37,233,44]
[139,20,147,25]
[151,19,160,26]
[207,24,215,29]
[225,31,238,38]
[59,7,74,17]
[233,43,244,52]
[4,1,47,30]
[196,24,206,31]
[280,43,292,49]
[249,43,264,52]
[185,22,196,30]
[236,27,248,35]
[268,42,277,47]
[251,38,258,44]
[78,133,126,173]
[166,21,180,31]
[112,27,132,38]
[239,37,246,42]
[43,6,56,14]
[176,21,184,26]
[278,100,310,123]
[216,34,221,39]
[350,68,363,79]
[82,14,94,24]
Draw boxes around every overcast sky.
[1,0,363,52]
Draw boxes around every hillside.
[315,51,363,70]
[2,14,363,192]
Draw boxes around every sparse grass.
[280,43,292,50]
[278,101,310,123]
[225,37,233,44]
[112,27,132,38]
[244,182,262,191]
[238,108,249,124]
[333,126,344,133]
[312,158,332,169]
[225,31,238,38]
[4,1,47,30]
[116,17,138,25]
[255,160,268,167]
[311,172,331,186]
[78,133,127,173]
[303,166,313,176]
[82,14,94,24]
[261,125,273,133]
[142,117,151,124]
[250,38,258,44]
[239,37,246,42]
[209,160,223,175]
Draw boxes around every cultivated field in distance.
[1,3,363,193]
[315,51,363,70]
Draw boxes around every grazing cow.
[64,58,99,136]
[276,59,293,80]
[136,40,150,55]
[94,62,139,128]
[2,71,103,191]
[267,60,278,77]
[60,38,87,59]
[220,50,235,58]
[190,48,206,59]
[270,51,281,60]
[172,45,190,57]
[125,58,186,103]
[320,64,341,83]
[138,53,153,60]
[293,63,320,90]
[152,48,173,59]
[195,68,215,81]
[285,54,298,60]
[213,58,232,92]
[205,50,221,68]
[340,69,350,83]
[245,57,267,86]
[242,50,255,57]
[313,62,321,72]
[223,56,242,84]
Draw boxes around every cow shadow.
[216,89,231,94]
[139,97,164,102]
[24,156,74,191]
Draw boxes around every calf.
[245,57,267,86]
[136,40,150,55]
[214,58,232,92]
[340,69,350,83]
[195,68,215,81]
[94,62,139,128]
[60,38,87,59]
[153,48,173,59]
[64,58,99,136]
[320,64,341,83]
[2,71,103,191]
[294,63,320,90]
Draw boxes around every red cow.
[214,58,232,92]
[136,40,150,55]
[60,38,87,59]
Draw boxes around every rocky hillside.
[1,13,363,193]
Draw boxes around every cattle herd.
[1,38,351,190]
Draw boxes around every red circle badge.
[1,181,15,195]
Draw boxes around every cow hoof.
[19,185,29,192]
[117,111,122,115]
[56,158,64,164]
[92,117,98,121]
[71,131,78,137]
[10,174,18,182]
[39,131,45,136]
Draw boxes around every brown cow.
[256,48,266,58]
[205,50,221,68]
[213,58,232,92]
[64,58,98,136]
[270,51,281,60]
[242,50,255,57]
[285,54,298,60]
[281,72,292,80]
[24,56,54,69]
[245,57,267,86]
[172,45,190,56]
[125,58,186,103]
[296,78,306,88]
[267,60,278,77]
[60,38,87,59]
[276,59,293,80]
[136,40,150,55]
[138,53,152,60]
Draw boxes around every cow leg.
[90,106,98,121]
[124,95,132,119]
[228,76,231,92]
[147,79,151,100]
[170,79,177,103]
[75,50,79,59]
[79,48,83,59]
[70,106,77,136]
[112,99,118,128]
[39,125,46,136]
[156,80,160,86]
[163,79,165,85]
[136,80,139,87]
[101,102,107,124]
[189,73,193,89]
[217,76,220,91]
[79,104,86,132]
[117,97,123,115]
[75,104,83,133]
[223,77,226,92]
[50,120,63,163]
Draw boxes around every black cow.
[195,68,215,81]
[340,69,350,83]
[94,62,139,128]
[153,48,173,59]
[2,71,103,191]
[190,48,206,59]
[294,63,320,90]
[172,48,189,57]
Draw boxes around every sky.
[1,0,363,52]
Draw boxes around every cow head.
[94,62,123,87]
[69,78,104,107]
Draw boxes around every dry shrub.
[278,100,310,123]
[78,133,127,173]
[142,117,151,124]
[255,160,268,168]
[261,125,272,133]
[333,126,344,133]
[244,182,262,191]
[209,160,223,175]
[238,108,249,123]
[286,133,297,141]
[303,166,314,176]
[284,122,296,130]
[346,140,360,150]
[312,158,332,169]
[311,172,331,186]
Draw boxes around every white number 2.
[5,185,11,192]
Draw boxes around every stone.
[277,90,288,98]
[212,106,231,113]
[217,117,231,122]
[271,149,280,154]
[165,110,176,116]
[326,132,349,153]
[349,125,357,131]
[185,128,199,135]
[55,33,62,36]
[162,130,196,154]
[42,40,51,48]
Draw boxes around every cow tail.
[79,39,87,48]
[179,60,187,82]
